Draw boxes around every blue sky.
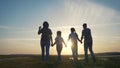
[0,0,120,55]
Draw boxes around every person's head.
[57,31,61,36]
[71,28,75,33]
[43,21,49,28]
[83,23,87,29]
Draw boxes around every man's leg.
[89,42,96,62]
[57,47,61,61]
[84,42,88,62]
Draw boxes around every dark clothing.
[38,27,52,62]
[38,28,52,42]
[82,28,92,42]
[82,28,96,62]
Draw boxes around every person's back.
[38,21,53,62]
[69,32,78,44]
[55,36,63,46]
[40,28,52,42]
[81,23,96,63]
[82,28,92,42]
[68,28,81,62]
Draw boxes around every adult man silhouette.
[81,23,96,63]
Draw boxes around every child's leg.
[74,45,78,61]
[57,46,62,61]
[75,45,78,61]
[72,44,78,61]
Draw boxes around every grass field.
[0,54,120,68]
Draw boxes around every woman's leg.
[46,41,50,61]
[41,41,45,62]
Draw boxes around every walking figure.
[68,28,82,62]
[38,21,53,62]
[81,23,96,63]
[52,31,67,61]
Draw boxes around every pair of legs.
[84,41,96,62]
[71,44,78,62]
[56,45,62,61]
[41,41,50,62]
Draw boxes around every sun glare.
[67,41,72,48]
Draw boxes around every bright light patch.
[67,41,72,48]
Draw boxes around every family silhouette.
[38,21,96,63]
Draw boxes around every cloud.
[0,25,10,30]
[64,0,120,24]
[0,25,36,32]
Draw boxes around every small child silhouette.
[52,31,67,61]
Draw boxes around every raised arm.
[38,26,41,35]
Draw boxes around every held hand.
[51,43,54,47]
[79,40,82,44]
[65,44,67,47]
[51,44,54,47]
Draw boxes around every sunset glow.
[0,0,120,55]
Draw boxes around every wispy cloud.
[0,25,11,29]
[0,25,36,32]
[63,0,120,24]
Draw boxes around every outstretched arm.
[63,39,67,47]
[52,40,56,46]
[76,33,82,43]
[77,38,82,44]
[81,30,84,43]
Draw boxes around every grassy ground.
[0,55,120,68]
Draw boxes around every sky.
[0,0,120,55]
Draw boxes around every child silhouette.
[68,28,82,62]
[52,31,67,61]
